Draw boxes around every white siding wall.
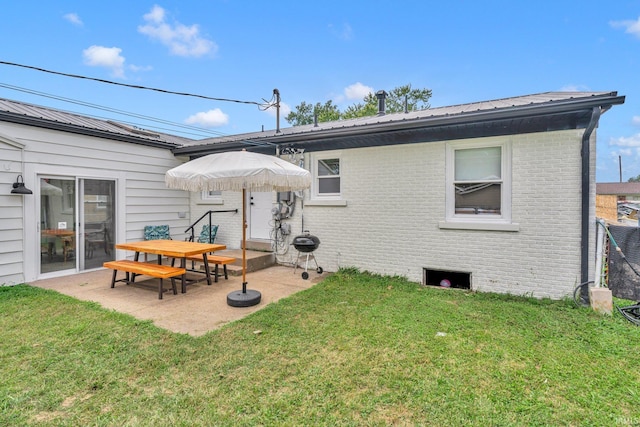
[0,137,26,285]
[295,129,589,299]
[0,122,190,283]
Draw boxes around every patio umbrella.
[40,179,63,196]
[165,149,311,307]
[40,179,63,230]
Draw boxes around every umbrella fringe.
[165,174,310,193]
[165,151,311,193]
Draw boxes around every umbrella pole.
[227,187,261,307]
[242,188,247,292]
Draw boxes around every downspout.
[580,106,602,304]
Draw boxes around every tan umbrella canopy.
[165,149,311,307]
[40,179,63,196]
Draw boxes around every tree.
[285,84,432,126]
[341,93,378,120]
[284,100,341,126]
[629,175,640,182]
[383,84,432,113]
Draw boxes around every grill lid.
[292,233,320,252]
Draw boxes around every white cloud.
[328,23,353,41]
[610,17,640,38]
[610,134,640,148]
[64,13,83,26]
[632,116,640,126]
[138,5,217,57]
[344,82,374,100]
[185,109,229,127]
[82,45,125,78]
[144,4,165,23]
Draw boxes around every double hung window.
[445,141,512,227]
[313,155,341,199]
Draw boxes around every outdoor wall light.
[11,174,32,195]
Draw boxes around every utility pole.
[619,155,622,182]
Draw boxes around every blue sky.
[1,1,640,182]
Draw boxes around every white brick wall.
[187,129,594,299]
[297,129,589,299]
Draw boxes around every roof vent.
[376,90,387,116]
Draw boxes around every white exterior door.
[249,191,272,240]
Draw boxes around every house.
[0,98,193,285]
[0,91,625,299]
[596,182,640,201]
[596,182,640,223]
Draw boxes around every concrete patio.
[31,264,328,337]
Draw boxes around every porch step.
[242,239,272,252]
[190,249,275,276]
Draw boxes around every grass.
[1,268,639,426]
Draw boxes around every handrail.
[185,209,238,242]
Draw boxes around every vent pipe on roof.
[404,95,409,113]
[274,88,281,133]
[376,90,387,116]
[314,110,318,127]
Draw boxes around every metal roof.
[0,91,625,156]
[597,182,640,195]
[0,98,191,149]
[174,91,625,157]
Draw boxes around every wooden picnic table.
[115,240,226,292]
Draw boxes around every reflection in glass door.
[39,177,76,274]
[39,177,116,275]
[80,179,115,270]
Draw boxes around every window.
[314,156,341,198]
[200,190,223,204]
[454,146,502,215]
[444,141,513,228]
[306,151,347,206]
[96,195,108,210]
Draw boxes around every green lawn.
[1,269,639,426]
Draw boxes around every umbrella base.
[227,289,261,307]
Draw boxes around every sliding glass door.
[39,176,115,275]
[80,179,115,270]
[39,177,76,274]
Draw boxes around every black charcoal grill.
[292,231,323,279]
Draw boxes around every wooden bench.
[103,260,185,299]
[181,254,236,282]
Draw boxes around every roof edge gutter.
[580,106,602,304]
[173,93,626,156]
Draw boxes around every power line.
[0,60,279,149]
[0,82,276,150]
[0,60,273,108]
[0,82,228,138]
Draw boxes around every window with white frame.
[200,190,223,204]
[446,141,511,223]
[313,155,341,198]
